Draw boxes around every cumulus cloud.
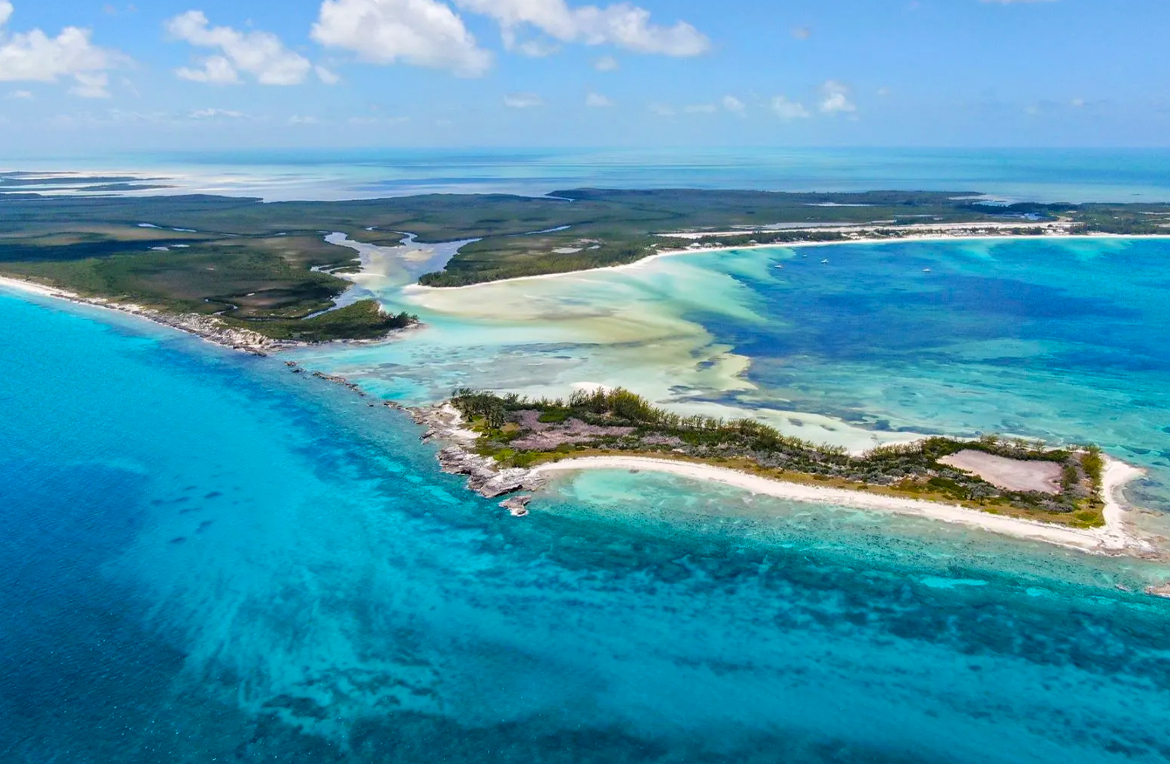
[593,54,619,71]
[503,92,542,108]
[315,65,340,84]
[722,95,745,115]
[7,87,31,98]
[585,91,613,107]
[70,71,110,98]
[166,11,312,85]
[513,38,560,57]
[771,96,809,120]
[819,80,856,113]
[177,54,238,84]
[455,0,709,56]
[0,1,123,97]
[312,0,493,77]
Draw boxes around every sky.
[0,0,1167,153]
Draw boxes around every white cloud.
[819,80,856,114]
[771,96,809,120]
[189,107,244,119]
[683,103,716,114]
[513,38,559,57]
[70,71,110,98]
[0,1,123,97]
[648,102,674,117]
[289,115,320,124]
[722,95,745,115]
[177,55,239,84]
[585,91,613,107]
[315,65,339,84]
[312,0,493,77]
[454,0,709,57]
[7,87,31,98]
[877,86,891,97]
[593,54,618,71]
[1070,97,1085,107]
[792,26,811,40]
[165,11,312,86]
[504,92,542,108]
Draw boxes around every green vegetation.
[450,388,1107,528]
[224,300,417,343]
[2,188,1167,337]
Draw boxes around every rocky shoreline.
[278,369,542,516]
[409,403,544,516]
[0,275,420,355]
[0,276,292,354]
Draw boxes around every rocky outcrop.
[437,447,544,498]
[411,404,544,506]
[500,496,533,517]
[146,310,280,354]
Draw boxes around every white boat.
[820,259,829,264]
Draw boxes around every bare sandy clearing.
[938,450,1063,494]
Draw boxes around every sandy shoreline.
[0,274,281,354]
[532,455,1158,557]
[406,232,1170,293]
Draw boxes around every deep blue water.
[4,284,1170,762]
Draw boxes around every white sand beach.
[533,455,1157,556]
[406,231,1170,294]
[0,274,76,300]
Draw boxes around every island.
[395,387,1155,557]
[2,185,1169,347]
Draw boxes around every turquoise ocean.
[4,149,1170,762]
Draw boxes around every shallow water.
[289,236,1170,522]
[4,272,1170,762]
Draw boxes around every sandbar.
[407,232,1170,293]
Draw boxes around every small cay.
[403,388,1162,562]
[438,387,1113,527]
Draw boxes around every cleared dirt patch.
[939,450,1063,494]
